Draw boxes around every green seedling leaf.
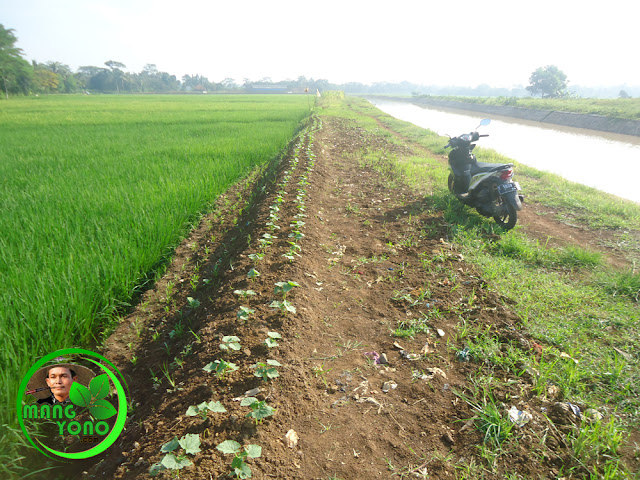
[69,382,92,407]
[161,437,180,453]
[207,400,226,413]
[216,439,242,455]
[245,444,262,459]
[267,359,282,366]
[148,462,166,476]
[161,453,192,470]
[247,268,260,279]
[203,360,238,378]
[240,397,258,407]
[231,456,252,479]
[237,306,255,320]
[265,337,279,348]
[187,297,200,308]
[221,335,242,351]
[88,374,110,400]
[231,457,251,478]
[89,398,117,420]
[179,433,201,455]
[185,405,199,417]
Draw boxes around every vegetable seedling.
[186,400,226,420]
[264,331,282,348]
[274,280,299,299]
[149,434,201,477]
[216,440,261,479]
[237,306,255,321]
[203,359,239,379]
[233,289,256,300]
[247,268,260,281]
[241,397,276,424]
[269,300,296,316]
[247,253,264,263]
[252,359,282,382]
[220,335,241,351]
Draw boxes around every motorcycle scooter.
[445,119,524,230]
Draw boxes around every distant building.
[247,84,290,94]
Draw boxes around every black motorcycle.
[445,119,524,230]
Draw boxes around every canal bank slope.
[369,96,640,137]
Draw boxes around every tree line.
[2,24,637,99]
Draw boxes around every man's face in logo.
[45,366,77,402]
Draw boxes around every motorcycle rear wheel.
[493,202,517,230]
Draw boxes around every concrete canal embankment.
[378,97,640,137]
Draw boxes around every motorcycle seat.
[471,162,513,175]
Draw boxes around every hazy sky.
[2,0,638,87]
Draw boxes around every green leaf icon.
[89,374,110,400]
[69,382,92,407]
[89,398,117,420]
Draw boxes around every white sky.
[2,0,639,87]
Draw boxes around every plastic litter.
[508,406,532,427]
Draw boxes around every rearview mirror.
[479,118,491,126]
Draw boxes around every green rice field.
[0,94,310,456]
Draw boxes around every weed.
[186,297,200,309]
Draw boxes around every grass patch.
[329,95,640,477]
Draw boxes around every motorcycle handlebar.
[479,134,489,137]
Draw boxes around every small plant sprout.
[240,397,276,424]
[149,434,201,477]
[274,280,300,299]
[289,231,305,242]
[269,300,296,316]
[203,359,239,379]
[237,306,255,321]
[265,331,282,348]
[247,268,260,281]
[186,400,226,420]
[186,297,200,309]
[233,289,256,300]
[253,359,282,382]
[190,274,199,291]
[220,335,242,352]
[247,253,264,263]
[216,440,262,479]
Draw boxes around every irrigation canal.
[368,99,640,204]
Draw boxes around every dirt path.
[76,114,623,480]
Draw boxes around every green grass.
[416,95,640,121]
[0,94,310,476]
[324,95,640,478]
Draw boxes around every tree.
[526,65,568,98]
[105,60,126,93]
[619,90,630,99]
[0,24,32,98]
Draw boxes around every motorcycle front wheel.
[493,201,517,230]
[447,173,455,193]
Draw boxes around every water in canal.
[369,99,640,204]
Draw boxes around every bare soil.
[65,114,635,479]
